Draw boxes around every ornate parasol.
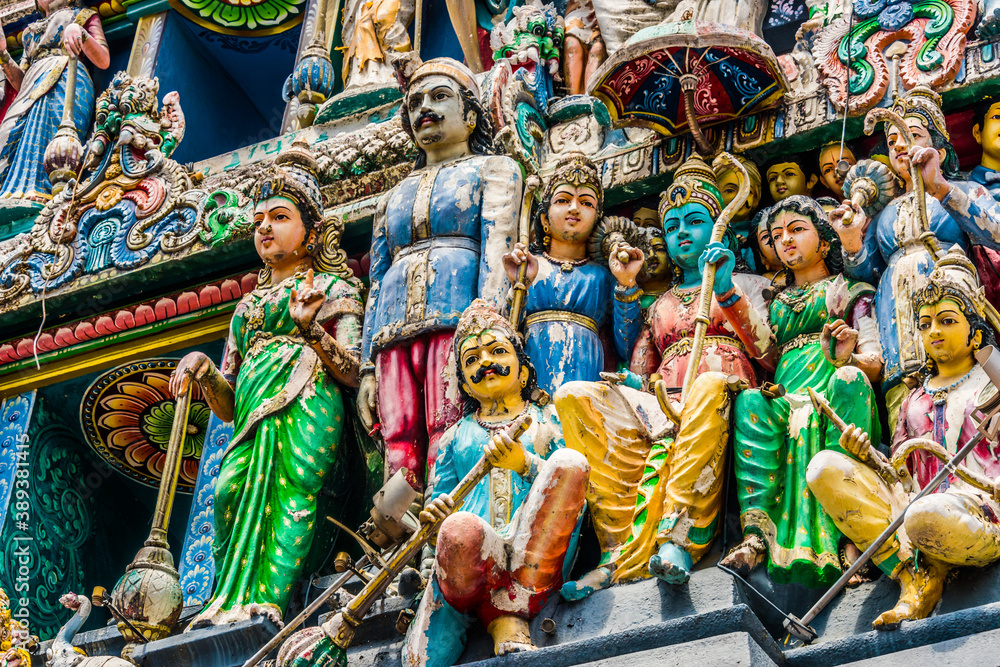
[588,20,789,154]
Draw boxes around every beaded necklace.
[924,366,977,406]
[475,402,531,431]
[543,251,588,273]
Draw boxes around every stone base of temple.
[28,557,1000,666]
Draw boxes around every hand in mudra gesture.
[289,268,324,333]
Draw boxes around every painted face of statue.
[253,196,311,269]
[756,215,782,273]
[818,144,857,194]
[639,234,671,284]
[544,184,599,245]
[405,75,473,152]
[917,298,980,369]
[766,162,816,202]
[770,210,828,272]
[662,202,714,271]
[887,118,944,177]
[975,101,1000,165]
[459,330,528,403]
[718,169,760,221]
[632,206,660,229]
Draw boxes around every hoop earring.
[306,243,316,254]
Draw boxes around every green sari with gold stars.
[194,271,363,625]
[733,276,879,588]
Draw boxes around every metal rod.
[148,389,190,548]
[241,556,370,667]
[679,152,750,403]
[785,429,988,641]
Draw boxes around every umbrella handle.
[681,74,713,156]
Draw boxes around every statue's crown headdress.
[454,299,521,352]
[913,246,987,319]
[660,154,723,220]
[890,85,949,142]
[250,138,324,229]
[407,57,481,99]
[542,152,603,216]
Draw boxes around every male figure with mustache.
[401,300,588,666]
[358,57,523,496]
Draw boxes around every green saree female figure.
[170,141,363,626]
[720,196,883,588]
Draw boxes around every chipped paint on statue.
[358,58,522,494]
[401,301,588,667]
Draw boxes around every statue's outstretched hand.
[289,268,325,333]
[821,318,859,367]
[419,495,455,526]
[169,352,212,398]
[609,242,644,288]
[698,242,735,297]
[502,243,538,286]
[839,424,870,461]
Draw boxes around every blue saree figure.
[0,0,109,206]
[502,153,643,395]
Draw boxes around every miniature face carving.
[974,101,1000,165]
[818,145,857,194]
[766,162,816,202]
[662,202,714,271]
[756,216,782,273]
[769,210,828,273]
[543,184,599,245]
[918,298,980,368]
[632,206,660,229]
[639,234,671,284]
[459,330,528,402]
[887,118,944,178]
[718,169,760,221]
[253,196,313,269]
[405,75,474,151]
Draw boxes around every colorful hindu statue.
[817,141,858,198]
[554,155,773,595]
[630,197,660,229]
[501,152,644,395]
[562,0,604,96]
[0,589,30,667]
[342,0,413,90]
[808,249,1000,628]
[401,301,589,666]
[752,208,783,281]
[635,225,671,308]
[170,141,364,627]
[358,57,522,494]
[764,153,818,204]
[714,153,762,269]
[0,0,109,205]
[720,196,882,588]
[829,85,1000,426]
[967,96,1000,310]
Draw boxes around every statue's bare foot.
[248,602,285,630]
[560,566,612,601]
[487,615,534,656]
[873,560,947,631]
[842,542,876,587]
[649,543,693,585]
[720,535,766,578]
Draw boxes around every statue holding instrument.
[554,154,773,596]
[0,0,109,207]
[169,140,364,627]
[829,85,1000,426]
[501,152,644,396]
[720,195,882,588]
[398,300,589,666]
[808,249,1000,628]
[357,57,522,494]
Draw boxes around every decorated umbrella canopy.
[588,20,789,154]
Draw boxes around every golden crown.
[542,152,603,215]
[660,154,724,221]
[913,246,987,319]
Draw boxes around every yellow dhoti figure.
[556,372,734,588]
